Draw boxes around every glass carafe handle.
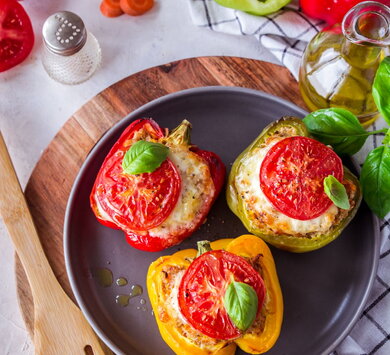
[342,1,390,47]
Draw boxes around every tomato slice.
[260,136,343,221]
[96,159,181,231]
[91,119,181,231]
[178,250,266,340]
[0,0,34,72]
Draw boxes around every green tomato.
[214,0,292,16]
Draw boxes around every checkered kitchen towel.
[188,0,327,79]
[188,1,390,354]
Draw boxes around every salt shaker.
[42,11,101,85]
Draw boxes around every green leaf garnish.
[303,108,387,156]
[383,128,390,146]
[224,281,258,332]
[324,175,350,210]
[122,140,169,175]
[373,56,390,125]
[360,141,390,219]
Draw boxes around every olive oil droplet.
[93,268,113,287]
[130,284,143,297]
[115,284,143,307]
[116,294,130,307]
[116,277,128,286]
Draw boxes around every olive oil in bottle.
[299,1,390,126]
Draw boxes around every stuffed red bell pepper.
[90,118,225,251]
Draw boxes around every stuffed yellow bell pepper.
[147,235,283,355]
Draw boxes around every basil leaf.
[373,56,390,125]
[224,281,258,332]
[360,141,390,219]
[122,140,169,175]
[303,108,370,156]
[324,175,350,210]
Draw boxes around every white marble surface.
[0,0,277,353]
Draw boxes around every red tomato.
[91,119,181,232]
[300,0,361,25]
[0,0,34,72]
[178,250,266,340]
[300,0,388,25]
[260,136,343,221]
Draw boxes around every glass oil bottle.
[299,1,390,126]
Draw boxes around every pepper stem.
[196,240,212,257]
[165,119,192,146]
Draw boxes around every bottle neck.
[342,1,390,47]
[340,1,389,67]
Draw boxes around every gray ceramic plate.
[64,87,380,355]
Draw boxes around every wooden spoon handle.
[0,132,57,296]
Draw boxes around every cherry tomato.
[260,136,343,221]
[0,0,34,72]
[91,119,181,232]
[178,250,266,340]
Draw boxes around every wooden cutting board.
[15,56,306,335]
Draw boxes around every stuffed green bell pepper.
[226,117,361,253]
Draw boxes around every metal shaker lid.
[42,11,87,56]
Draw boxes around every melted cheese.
[164,268,188,324]
[234,137,339,235]
[148,147,215,239]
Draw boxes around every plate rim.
[64,85,381,355]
